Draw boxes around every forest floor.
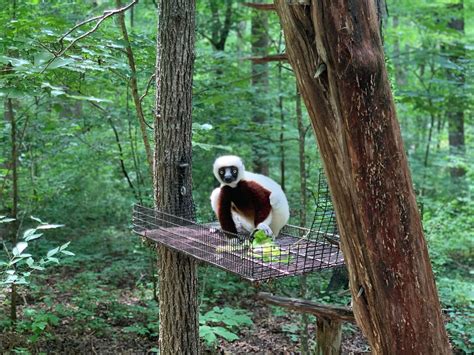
[1,293,370,354]
[1,228,373,354]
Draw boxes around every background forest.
[0,0,472,353]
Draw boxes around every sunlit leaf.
[37,224,65,230]
[65,94,112,103]
[47,247,59,257]
[13,242,28,256]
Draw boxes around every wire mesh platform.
[132,186,344,282]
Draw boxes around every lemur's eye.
[219,170,224,175]
[232,169,237,174]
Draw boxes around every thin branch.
[42,0,138,73]
[242,3,276,11]
[245,53,288,63]
[139,73,156,103]
[0,97,42,198]
[108,117,140,200]
[116,0,153,177]
[197,29,218,48]
[58,14,104,44]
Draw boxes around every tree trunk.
[316,318,342,355]
[208,0,233,51]
[154,0,199,354]
[296,87,309,354]
[445,2,466,179]
[251,1,269,174]
[274,1,451,354]
[278,61,285,190]
[391,1,406,86]
[7,98,18,326]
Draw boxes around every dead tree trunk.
[154,0,199,353]
[274,1,451,353]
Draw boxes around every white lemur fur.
[210,155,289,237]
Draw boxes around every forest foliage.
[0,0,472,353]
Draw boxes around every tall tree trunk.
[251,2,269,174]
[154,0,199,354]
[6,98,18,325]
[391,1,406,86]
[208,0,233,51]
[445,2,466,179]
[296,88,309,354]
[278,61,286,190]
[274,1,450,353]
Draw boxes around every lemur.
[210,155,289,238]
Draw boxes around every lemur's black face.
[219,166,239,184]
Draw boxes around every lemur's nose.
[224,175,233,183]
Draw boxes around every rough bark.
[154,0,199,354]
[316,318,342,355]
[274,1,450,354]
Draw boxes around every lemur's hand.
[250,223,274,241]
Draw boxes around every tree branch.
[42,0,138,73]
[243,3,276,11]
[116,0,154,179]
[139,73,156,104]
[245,53,288,63]
[257,292,355,322]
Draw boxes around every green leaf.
[47,257,60,264]
[47,247,59,257]
[9,258,22,266]
[30,265,45,271]
[26,258,34,267]
[13,242,28,256]
[60,250,75,256]
[211,326,239,341]
[199,325,217,345]
[59,241,70,251]
[23,228,37,239]
[46,57,75,70]
[0,88,29,99]
[65,94,112,103]
[3,275,18,284]
[37,224,64,230]
[25,233,44,242]
[0,56,31,67]
[34,51,53,66]
[30,216,44,224]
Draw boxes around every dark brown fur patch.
[217,180,272,234]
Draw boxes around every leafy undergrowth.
[0,227,469,354]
